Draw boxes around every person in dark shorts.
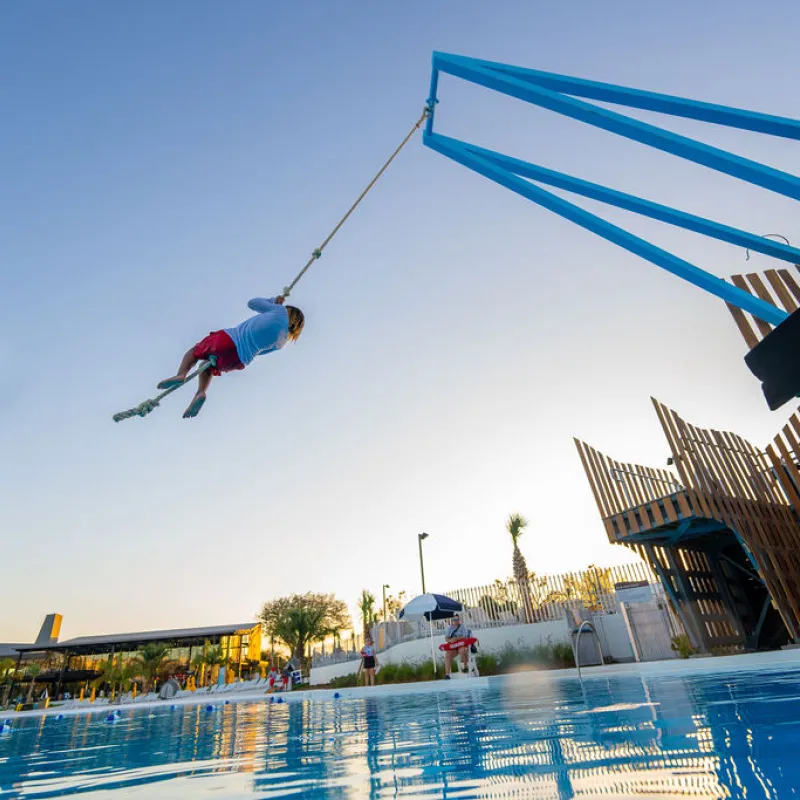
[157,295,305,418]
[360,637,379,686]
[443,613,471,679]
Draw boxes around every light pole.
[382,584,390,625]
[418,532,429,594]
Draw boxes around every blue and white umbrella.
[398,593,463,622]
[399,594,463,676]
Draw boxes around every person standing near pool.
[443,613,471,679]
[360,637,379,686]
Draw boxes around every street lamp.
[382,584,390,624]
[418,532,429,594]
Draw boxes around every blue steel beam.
[441,54,800,140]
[432,53,800,202]
[426,134,800,267]
[424,131,789,326]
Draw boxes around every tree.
[25,664,42,704]
[564,565,615,611]
[358,590,377,637]
[92,656,136,699]
[478,592,518,621]
[0,659,15,708]
[506,513,535,623]
[190,651,207,686]
[133,643,173,693]
[203,645,226,685]
[259,593,351,671]
[380,591,407,621]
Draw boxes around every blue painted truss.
[423,53,800,326]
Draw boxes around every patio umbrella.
[399,594,463,676]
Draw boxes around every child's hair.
[286,306,304,342]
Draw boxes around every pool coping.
[4,647,800,722]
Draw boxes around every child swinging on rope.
[158,296,304,418]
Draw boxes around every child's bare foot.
[157,375,187,390]
[183,392,206,419]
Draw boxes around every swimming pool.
[1,663,798,798]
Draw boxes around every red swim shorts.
[193,330,245,376]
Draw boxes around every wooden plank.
[733,430,785,506]
[648,499,665,527]
[574,439,609,520]
[584,444,615,519]
[765,269,798,313]
[624,460,648,507]
[652,400,709,518]
[681,418,723,519]
[771,430,800,513]
[609,457,635,513]
[746,272,781,320]
[717,429,761,503]
[778,268,800,305]
[661,494,679,523]
[732,274,773,336]
[675,491,694,519]
[716,428,765,507]
[726,303,760,349]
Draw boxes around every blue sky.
[4,0,800,641]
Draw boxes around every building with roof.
[7,620,262,701]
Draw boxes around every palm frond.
[506,513,529,544]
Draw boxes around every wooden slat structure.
[576,399,800,650]
[726,265,800,350]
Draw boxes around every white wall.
[593,614,635,663]
[310,613,635,685]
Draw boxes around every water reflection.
[1,668,799,797]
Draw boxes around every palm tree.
[92,657,121,698]
[359,590,376,639]
[190,651,207,687]
[25,664,42,704]
[203,645,226,686]
[133,643,173,694]
[0,659,14,708]
[506,513,535,623]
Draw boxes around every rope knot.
[312,248,322,259]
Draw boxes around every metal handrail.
[573,620,605,683]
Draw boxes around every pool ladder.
[573,620,605,684]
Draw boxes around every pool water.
[1,666,799,798]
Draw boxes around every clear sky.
[4,0,800,642]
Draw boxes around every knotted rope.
[112,358,216,422]
[281,104,431,298]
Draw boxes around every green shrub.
[328,672,359,688]
[551,642,575,668]
[323,642,577,688]
[671,634,696,659]
[475,653,500,675]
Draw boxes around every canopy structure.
[423,53,800,407]
[14,623,258,657]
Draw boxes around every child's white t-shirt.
[225,297,289,365]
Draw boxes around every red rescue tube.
[438,637,477,652]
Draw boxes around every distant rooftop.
[15,622,259,655]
